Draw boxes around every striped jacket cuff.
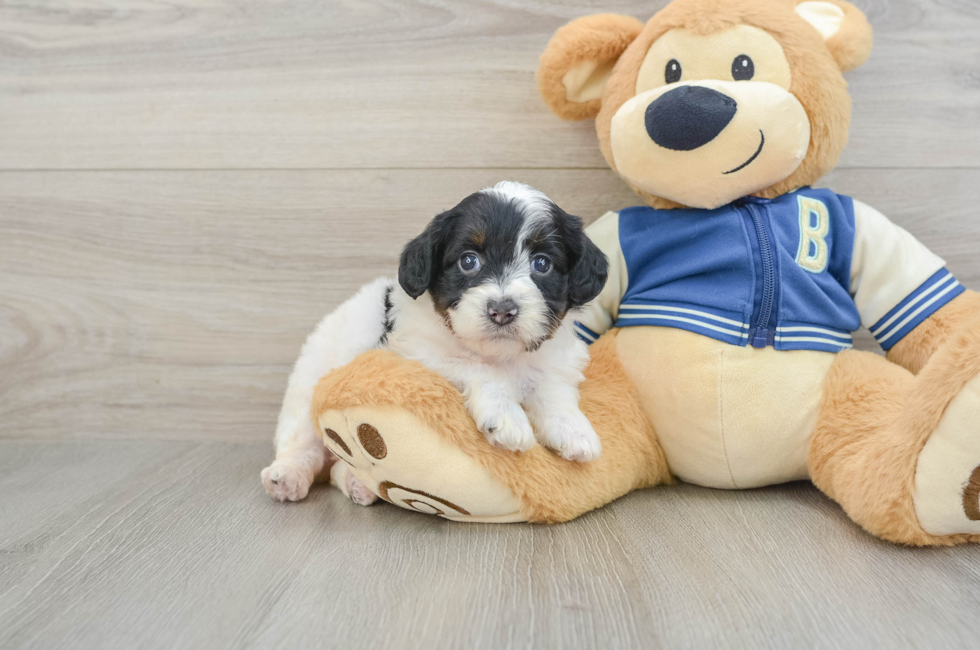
[614,303,749,347]
[870,269,965,351]
[573,322,601,345]
[774,324,853,353]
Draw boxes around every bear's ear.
[795,1,874,72]
[537,14,645,121]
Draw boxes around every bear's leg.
[809,318,980,545]
[311,331,672,523]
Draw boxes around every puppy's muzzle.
[487,298,518,326]
[645,86,738,151]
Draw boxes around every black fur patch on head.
[546,205,609,310]
[501,203,608,342]
[398,187,609,342]
[399,191,525,312]
[429,192,526,316]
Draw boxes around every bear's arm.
[572,211,630,344]
[848,199,971,373]
[885,291,980,374]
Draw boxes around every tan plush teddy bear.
[300,0,980,546]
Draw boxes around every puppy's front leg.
[455,367,535,453]
[524,379,601,462]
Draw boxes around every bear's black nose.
[645,86,738,151]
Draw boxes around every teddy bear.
[298,0,980,546]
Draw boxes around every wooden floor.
[2,0,980,648]
[3,439,980,650]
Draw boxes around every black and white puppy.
[392,181,608,455]
[262,182,608,505]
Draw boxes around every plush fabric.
[887,291,980,375]
[305,0,980,546]
[615,326,831,489]
[587,0,860,209]
[818,0,874,72]
[313,332,671,523]
[537,14,645,122]
[810,299,980,545]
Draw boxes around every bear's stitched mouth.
[723,130,765,175]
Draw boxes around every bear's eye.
[732,55,755,81]
[665,59,682,84]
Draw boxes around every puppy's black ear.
[398,210,454,299]
[398,231,434,299]
[569,236,608,307]
[558,209,609,307]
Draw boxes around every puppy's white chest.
[496,359,545,400]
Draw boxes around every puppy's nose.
[645,86,737,151]
[487,299,518,326]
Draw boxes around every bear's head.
[537,0,874,210]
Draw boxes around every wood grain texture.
[2,1,980,646]
[1,440,979,650]
[2,169,978,441]
[1,0,979,170]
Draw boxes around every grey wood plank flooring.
[1,0,978,170]
[2,440,980,650]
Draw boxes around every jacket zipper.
[746,203,776,348]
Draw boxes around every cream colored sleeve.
[849,199,948,329]
[849,199,967,350]
[572,211,629,343]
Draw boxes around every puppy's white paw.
[261,462,313,502]
[477,401,536,452]
[346,470,379,507]
[329,459,379,507]
[536,411,602,463]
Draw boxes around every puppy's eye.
[459,252,481,273]
[665,59,682,84]
[732,55,754,81]
[531,255,552,274]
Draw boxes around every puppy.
[262,182,608,505]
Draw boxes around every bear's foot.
[914,373,980,536]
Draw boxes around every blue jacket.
[575,188,963,353]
